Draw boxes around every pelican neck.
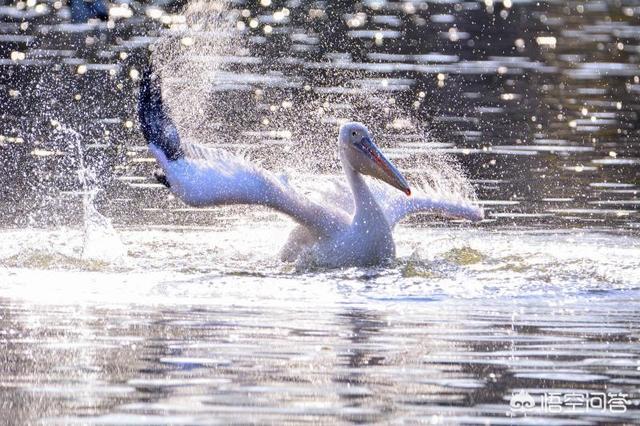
[342,160,386,225]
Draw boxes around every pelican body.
[138,68,483,268]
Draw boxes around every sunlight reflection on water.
[0,225,639,423]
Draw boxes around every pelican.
[138,68,483,268]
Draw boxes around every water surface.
[1,225,639,423]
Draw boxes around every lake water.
[1,224,639,424]
[0,0,639,424]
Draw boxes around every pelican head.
[339,122,411,196]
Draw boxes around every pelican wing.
[138,68,349,237]
[372,182,484,226]
[310,178,483,226]
[382,193,484,225]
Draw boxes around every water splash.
[152,0,241,143]
[65,125,125,263]
[410,149,479,207]
[149,1,479,211]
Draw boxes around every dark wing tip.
[154,169,171,188]
[137,64,160,141]
[137,63,184,161]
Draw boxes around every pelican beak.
[359,136,411,196]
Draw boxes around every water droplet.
[10,51,25,61]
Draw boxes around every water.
[0,0,639,423]
[0,225,638,423]
[66,125,125,263]
[1,0,638,228]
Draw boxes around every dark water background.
[0,0,638,229]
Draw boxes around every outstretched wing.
[138,67,349,237]
[381,192,484,226]
[372,181,484,226]
[310,177,483,226]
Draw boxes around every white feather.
[302,175,483,226]
[149,142,350,237]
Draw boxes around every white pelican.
[138,68,483,268]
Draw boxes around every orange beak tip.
[405,188,411,196]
